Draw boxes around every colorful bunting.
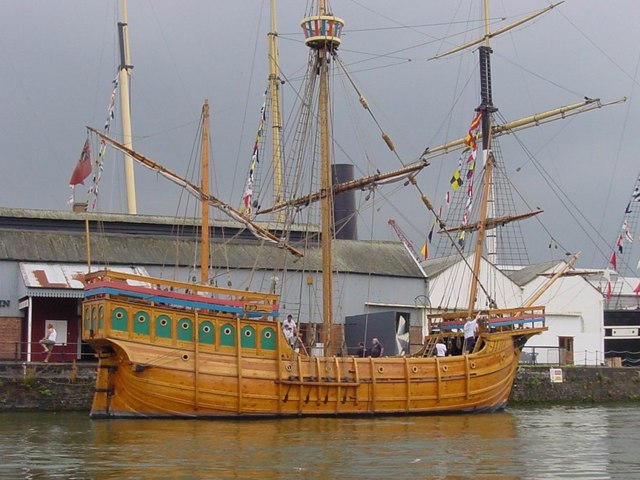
[616,234,624,254]
[421,240,429,260]
[88,76,119,209]
[240,91,267,217]
[609,252,617,270]
[450,168,463,191]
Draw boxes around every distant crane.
[388,218,424,265]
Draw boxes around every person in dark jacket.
[370,338,384,358]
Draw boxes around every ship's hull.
[83,298,543,418]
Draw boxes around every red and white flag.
[69,138,92,186]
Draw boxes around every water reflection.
[1,406,639,479]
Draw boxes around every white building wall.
[522,274,604,366]
[0,261,21,316]
[427,255,523,311]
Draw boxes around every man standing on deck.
[282,314,297,347]
[464,315,479,354]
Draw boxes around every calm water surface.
[1,405,639,479]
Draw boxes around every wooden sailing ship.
[82,1,615,417]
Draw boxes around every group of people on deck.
[354,338,384,358]
[435,313,481,357]
[281,312,481,358]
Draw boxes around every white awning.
[18,263,149,299]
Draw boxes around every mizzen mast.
[301,2,344,353]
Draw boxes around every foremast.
[301,2,344,354]
[467,0,497,316]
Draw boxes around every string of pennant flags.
[68,76,119,210]
[605,174,640,298]
[240,89,267,218]
[421,111,481,259]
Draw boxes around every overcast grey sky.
[1,1,639,270]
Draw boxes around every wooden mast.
[268,0,285,223]
[467,0,497,315]
[301,3,344,354]
[118,0,137,214]
[200,100,210,284]
[318,0,333,354]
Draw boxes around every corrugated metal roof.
[506,260,563,286]
[0,219,422,278]
[19,263,150,296]
[421,255,467,279]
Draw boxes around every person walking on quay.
[39,323,57,362]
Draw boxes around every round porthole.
[244,330,253,337]
[160,318,168,327]
[137,315,146,323]
[181,354,189,361]
[264,331,272,339]
[470,361,477,369]
[285,364,293,371]
[377,367,384,374]
[411,366,418,373]
[202,325,211,333]
[224,328,232,335]
[181,322,190,330]
[115,311,124,319]
[442,365,449,372]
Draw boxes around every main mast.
[269,0,285,223]
[200,100,210,284]
[118,0,137,214]
[301,2,344,353]
[467,0,497,315]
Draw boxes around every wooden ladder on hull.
[422,335,440,357]
[277,356,363,414]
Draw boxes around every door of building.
[559,336,574,365]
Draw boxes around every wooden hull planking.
[83,277,544,418]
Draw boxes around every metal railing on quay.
[0,341,97,363]
[521,346,640,367]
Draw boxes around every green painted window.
[84,307,90,331]
[261,327,276,351]
[199,321,215,345]
[112,307,128,331]
[241,325,256,348]
[220,323,236,347]
[98,305,104,329]
[177,317,193,342]
[133,310,150,335]
[155,314,172,339]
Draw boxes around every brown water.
[1,405,638,479]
